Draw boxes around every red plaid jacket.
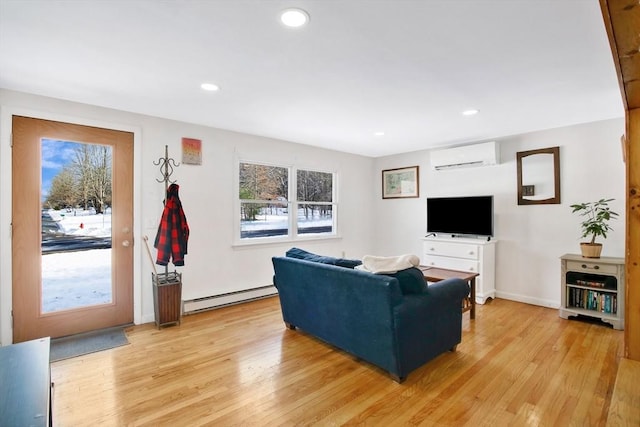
[154,183,189,266]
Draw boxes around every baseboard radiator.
[182,285,278,315]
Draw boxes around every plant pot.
[580,242,603,258]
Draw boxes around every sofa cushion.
[285,247,362,269]
[384,267,427,295]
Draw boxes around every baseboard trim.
[495,291,559,309]
[182,285,278,315]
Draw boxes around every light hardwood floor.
[51,297,623,426]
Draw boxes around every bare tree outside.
[297,170,332,219]
[239,163,288,221]
[45,166,79,210]
[44,143,112,213]
[74,144,92,210]
[86,145,112,214]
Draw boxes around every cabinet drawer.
[422,255,479,273]
[423,241,479,260]
[566,260,618,275]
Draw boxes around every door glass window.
[41,139,113,313]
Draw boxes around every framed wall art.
[182,137,202,165]
[382,165,419,199]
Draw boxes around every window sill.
[232,234,342,249]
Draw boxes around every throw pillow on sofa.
[285,247,362,269]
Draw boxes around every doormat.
[50,327,129,362]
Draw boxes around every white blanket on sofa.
[357,254,420,274]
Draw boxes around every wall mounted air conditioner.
[430,141,500,170]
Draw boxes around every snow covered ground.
[41,208,332,312]
[42,210,112,313]
[48,208,111,238]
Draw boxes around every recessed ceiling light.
[280,8,309,28]
[462,109,479,116]
[201,83,220,91]
[374,131,385,136]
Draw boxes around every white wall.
[0,88,625,344]
[0,89,375,344]
[373,118,625,308]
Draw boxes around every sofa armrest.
[426,278,470,302]
[392,278,468,376]
[394,278,468,323]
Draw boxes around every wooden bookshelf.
[559,254,625,330]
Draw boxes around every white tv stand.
[422,236,497,304]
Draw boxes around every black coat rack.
[150,145,182,328]
[153,145,179,275]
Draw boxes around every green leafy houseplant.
[570,198,619,258]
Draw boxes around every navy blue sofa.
[272,255,469,382]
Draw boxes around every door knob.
[122,240,131,247]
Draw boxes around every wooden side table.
[417,266,478,319]
[559,254,624,330]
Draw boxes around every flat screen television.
[426,195,494,237]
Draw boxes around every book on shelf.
[566,272,617,290]
[567,287,617,314]
[576,279,602,288]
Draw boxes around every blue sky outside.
[41,138,81,200]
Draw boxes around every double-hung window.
[238,162,336,242]
[295,169,333,235]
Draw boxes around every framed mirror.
[517,146,560,205]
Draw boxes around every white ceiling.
[0,0,624,157]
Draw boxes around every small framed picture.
[382,166,419,199]
[182,137,202,165]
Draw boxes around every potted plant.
[570,198,619,258]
